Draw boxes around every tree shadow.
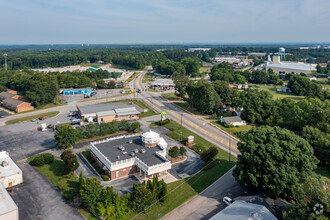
[49,160,65,177]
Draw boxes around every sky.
[0,0,329,44]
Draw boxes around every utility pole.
[181,112,183,128]
[3,54,8,71]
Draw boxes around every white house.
[277,86,292,93]
[221,116,246,126]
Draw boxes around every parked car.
[120,90,126,94]
[107,91,113,94]
[223,197,234,206]
[84,94,90,98]
[31,119,36,122]
[71,119,80,125]
[70,117,78,121]
[39,116,46,120]
[47,124,53,129]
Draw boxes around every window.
[116,171,119,177]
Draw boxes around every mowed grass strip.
[5,111,60,125]
[27,157,79,201]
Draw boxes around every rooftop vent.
[129,140,133,144]
[122,151,127,155]
[134,149,139,153]
[131,152,135,157]
[1,161,8,167]
[117,155,120,160]
[118,146,125,151]
[141,149,146,154]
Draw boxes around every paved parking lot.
[9,162,83,220]
[62,89,123,103]
[0,109,10,118]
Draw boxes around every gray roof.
[222,116,244,124]
[210,200,277,220]
[115,107,140,116]
[0,92,16,99]
[78,103,139,115]
[2,98,26,107]
[94,136,166,166]
[268,62,311,71]
[97,110,116,117]
[0,183,18,216]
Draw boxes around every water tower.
[279,47,285,59]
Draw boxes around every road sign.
[161,111,167,120]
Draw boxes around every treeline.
[288,75,329,99]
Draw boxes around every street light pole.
[3,54,8,71]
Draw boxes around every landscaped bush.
[30,155,45,166]
[60,151,79,173]
[101,174,110,181]
[131,122,141,129]
[201,146,219,162]
[155,119,170,126]
[133,129,140,133]
[169,146,180,158]
[42,153,55,164]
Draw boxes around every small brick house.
[2,98,34,112]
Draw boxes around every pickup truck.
[40,123,47,131]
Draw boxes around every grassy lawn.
[250,84,305,101]
[28,157,79,201]
[132,119,236,219]
[99,99,157,118]
[161,93,181,100]
[5,111,60,125]
[315,166,330,181]
[173,102,202,115]
[142,72,153,83]
[199,67,211,74]
[78,208,98,220]
[211,121,253,138]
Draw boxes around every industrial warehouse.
[90,131,172,180]
[77,102,142,123]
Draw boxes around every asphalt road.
[161,166,245,220]
[131,71,240,157]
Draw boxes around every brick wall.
[110,165,137,180]
[16,103,34,112]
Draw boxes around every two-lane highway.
[131,71,240,157]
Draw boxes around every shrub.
[180,146,187,156]
[201,146,218,162]
[133,129,140,133]
[31,155,45,166]
[60,151,79,173]
[169,146,180,158]
[131,122,141,129]
[101,175,110,181]
[155,119,170,126]
[42,153,54,164]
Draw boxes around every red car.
[39,116,46,120]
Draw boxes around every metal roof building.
[0,151,23,188]
[210,200,277,220]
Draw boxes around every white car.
[223,197,234,206]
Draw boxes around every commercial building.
[210,200,277,220]
[61,88,93,95]
[0,183,18,220]
[77,102,141,123]
[1,98,34,113]
[220,116,246,126]
[90,131,171,180]
[0,91,34,112]
[188,48,211,52]
[150,79,175,89]
[266,56,317,75]
[0,151,22,220]
[0,151,23,188]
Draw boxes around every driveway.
[9,162,83,220]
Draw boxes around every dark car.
[47,124,53,128]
